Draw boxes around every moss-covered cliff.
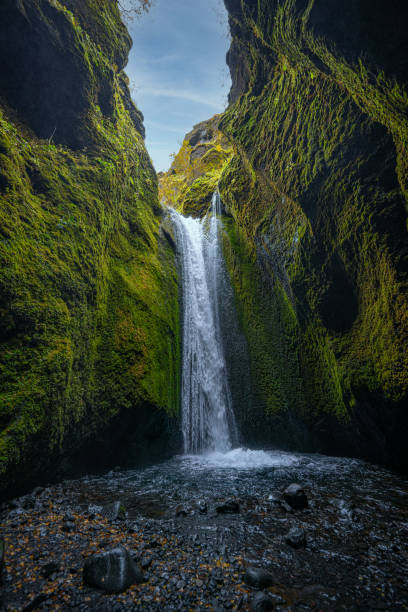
[166,0,408,470]
[0,0,180,498]
[159,115,233,217]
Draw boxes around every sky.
[125,0,231,172]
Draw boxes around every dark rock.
[283,484,309,510]
[41,561,60,579]
[250,591,275,611]
[211,568,224,584]
[141,555,153,569]
[285,527,307,549]
[175,505,188,518]
[62,521,76,533]
[197,500,208,514]
[83,546,144,593]
[216,500,240,514]
[244,567,276,589]
[31,486,44,497]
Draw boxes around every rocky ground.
[1,454,408,611]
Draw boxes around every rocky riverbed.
[1,450,408,611]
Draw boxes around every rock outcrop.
[166,0,408,471]
[0,0,181,499]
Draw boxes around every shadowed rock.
[83,546,144,593]
[244,567,276,589]
[285,527,307,549]
[283,484,309,510]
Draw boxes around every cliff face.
[164,0,408,469]
[0,0,180,498]
[219,0,408,468]
[159,115,233,216]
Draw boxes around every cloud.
[139,87,222,110]
[145,121,187,135]
[137,54,181,65]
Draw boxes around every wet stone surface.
[1,450,408,610]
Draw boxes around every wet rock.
[175,505,188,518]
[280,501,294,514]
[216,500,240,514]
[283,484,308,510]
[41,561,60,579]
[83,546,144,593]
[101,501,126,521]
[62,521,76,533]
[244,567,276,589]
[197,500,208,514]
[285,527,306,549]
[211,567,224,584]
[250,591,275,611]
[141,554,153,569]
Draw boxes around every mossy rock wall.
[0,0,181,498]
[159,115,233,217]
[217,0,408,469]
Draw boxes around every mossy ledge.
[165,0,408,470]
[0,0,181,499]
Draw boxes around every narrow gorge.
[0,0,407,610]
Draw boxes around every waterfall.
[170,193,238,454]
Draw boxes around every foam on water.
[185,447,300,469]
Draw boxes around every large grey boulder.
[283,484,308,510]
[83,546,144,593]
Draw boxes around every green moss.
[159,115,233,217]
[0,0,179,495]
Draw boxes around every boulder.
[83,546,144,593]
[244,567,276,589]
[283,484,308,510]
[285,527,307,549]
[216,500,240,514]
[250,591,275,611]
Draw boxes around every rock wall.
[219,0,408,469]
[162,0,408,471]
[0,0,181,498]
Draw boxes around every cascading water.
[170,193,238,454]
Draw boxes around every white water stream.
[170,193,238,454]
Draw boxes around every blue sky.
[125,0,231,171]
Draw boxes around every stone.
[216,500,240,514]
[250,591,275,611]
[285,527,307,549]
[41,561,60,579]
[83,546,144,593]
[244,567,276,589]
[175,505,188,518]
[141,554,153,569]
[283,484,308,510]
[197,500,208,514]
[101,501,126,521]
[62,521,76,533]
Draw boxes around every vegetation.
[159,115,233,217]
[165,0,408,466]
[0,0,179,496]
